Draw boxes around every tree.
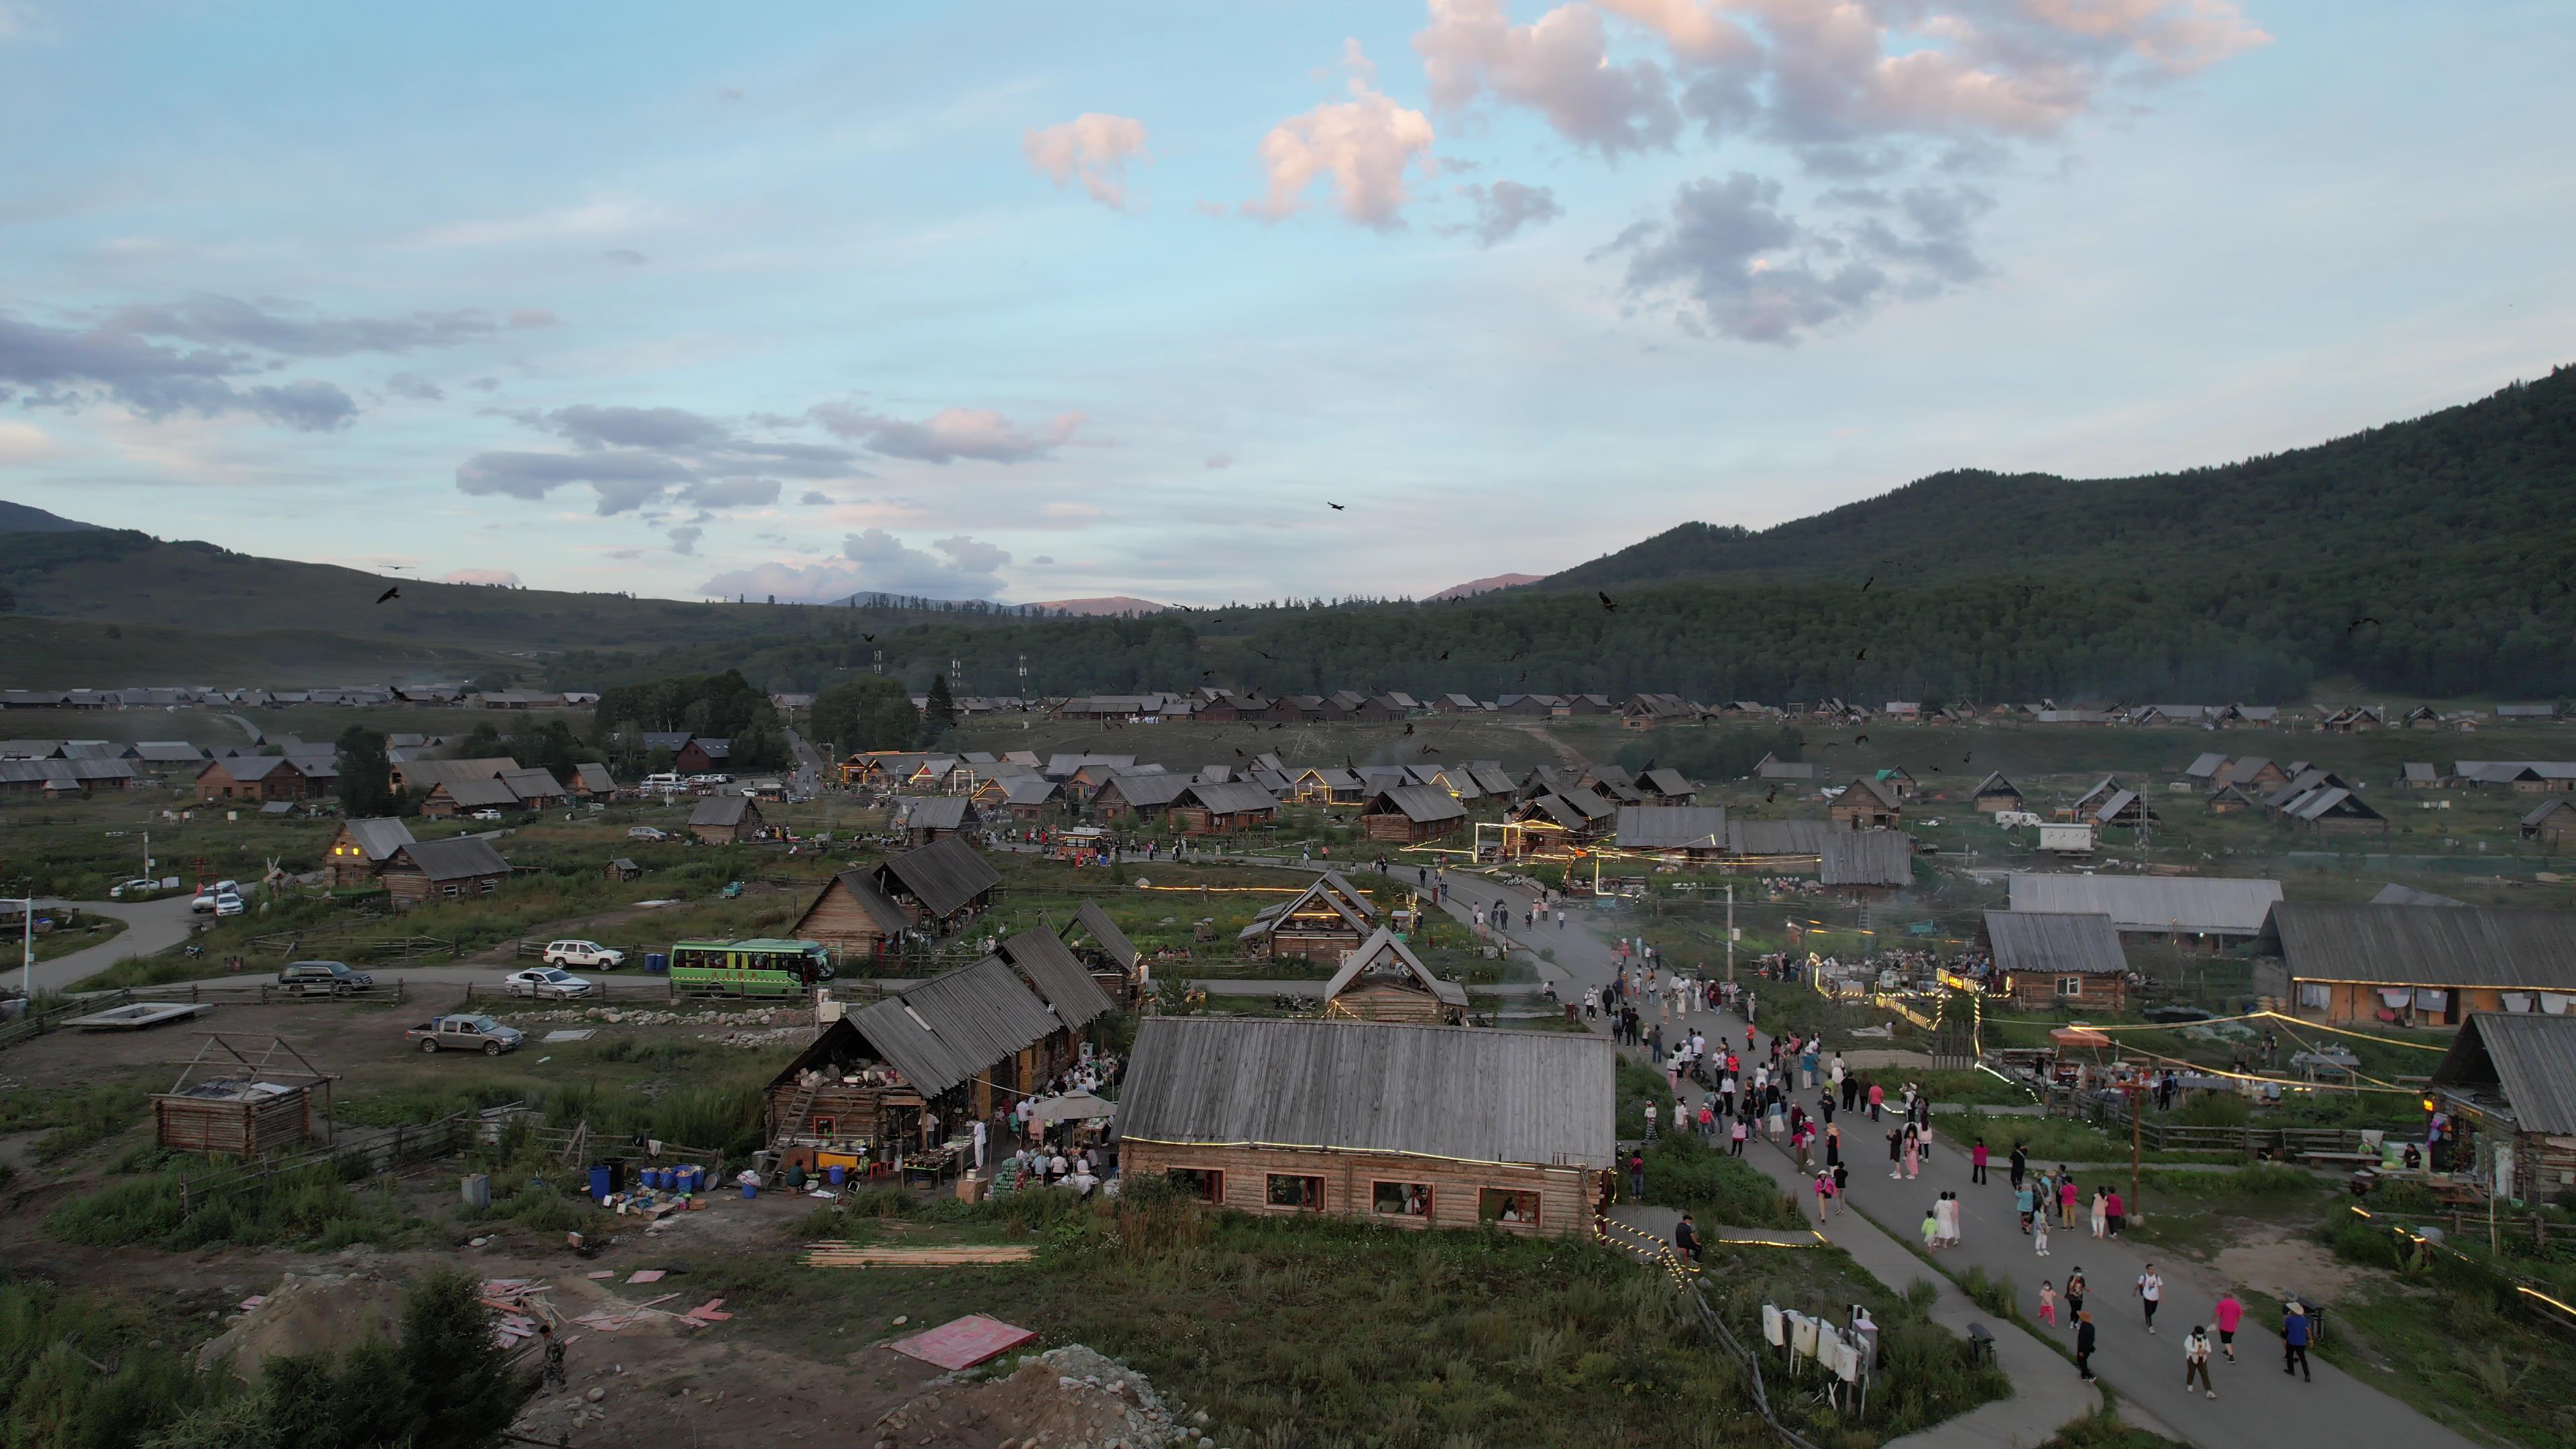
[922,674,957,745]
[810,678,919,757]
[334,727,396,817]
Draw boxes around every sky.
[3,0,2573,607]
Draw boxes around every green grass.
[1638,1136,1811,1230]
[2036,1405,2194,1449]
[46,1159,418,1252]
[2118,1163,2345,1260]
[0,1080,156,1164]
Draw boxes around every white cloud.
[441,567,521,586]
[1415,0,1682,156]
[1024,113,1152,211]
[1246,43,1438,228]
[808,402,1085,464]
[698,529,1014,602]
[0,419,60,466]
[1446,179,1564,246]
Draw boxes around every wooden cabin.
[322,817,415,888]
[2258,903,2576,1027]
[152,1036,329,1159]
[1325,928,1468,1024]
[877,836,1000,932]
[688,794,762,844]
[1984,910,2131,1012]
[1119,1018,1614,1240]
[1093,771,1188,821]
[1971,772,2025,814]
[2430,1014,2576,1200]
[788,869,914,963]
[194,755,311,803]
[891,794,976,845]
[378,837,511,906]
[2524,798,2576,846]
[1170,780,1280,835]
[2204,783,2258,815]
[606,857,643,882]
[991,775,1063,821]
[1238,873,1374,963]
[1829,777,1902,830]
[1061,898,1143,1004]
[1359,785,1467,843]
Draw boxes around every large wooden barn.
[1358,785,1468,843]
[1984,910,2131,1011]
[1324,928,1468,1024]
[1169,781,1280,836]
[1119,1018,1613,1239]
[2256,903,2576,1027]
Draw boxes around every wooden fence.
[0,989,135,1051]
[2076,1091,2410,1159]
[243,928,458,963]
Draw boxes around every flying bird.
[1421,745,1438,754]
[1257,651,1277,661]
[1438,651,1449,660]
[1402,723,1415,736]
[2347,616,2382,633]
[1854,735,1870,745]
[375,588,400,605]
[1861,576,1874,592]
[1854,648,1868,661]
[1597,592,1617,612]
[1517,670,1528,683]
[1963,752,1973,764]
[861,633,875,642]
[1327,502,1346,511]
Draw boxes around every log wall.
[1121,1140,1599,1240]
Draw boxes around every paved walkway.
[1435,871,2475,1449]
[25,894,200,994]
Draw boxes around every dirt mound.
[195,1267,405,1380]
[873,1344,1211,1449]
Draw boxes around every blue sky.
[3,0,2571,606]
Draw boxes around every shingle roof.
[999,928,1117,1029]
[1614,805,1729,851]
[1121,1017,1614,1167]
[393,837,511,883]
[1364,784,1467,824]
[1324,927,1469,1008]
[1985,910,2127,976]
[2434,1014,2576,1136]
[1819,829,1915,887]
[879,836,1000,920]
[2008,873,2282,934]
[849,956,1059,1097]
[2259,904,2576,991]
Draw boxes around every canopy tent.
[1027,1092,1117,1124]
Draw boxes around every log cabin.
[875,836,1000,932]
[788,868,914,963]
[1169,780,1280,835]
[2255,903,2576,1027]
[1972,772,2025,813]
[2430,1014,2576,1199]
[688,794,762,844]
[1984,910,2131,1011]
[1358,784,1468,843]
[1828,776,1902,830]
[1324,927,1468,1024]
[1119,1017,1613,1240]
[321,817,416,888]
[892,794,977,844]
[1092,771,1189,821]
[1061,898,1143,1004]
[1238,873,1375,963]
[194,755,312,802]
[420,776,519,818]
[377,837,512,907]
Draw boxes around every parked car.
[469,808,504,822]
[277,960,374,996]
[502,967,596,1000]
[406,1014,524,1055]
[542,940,625,970]
[213,892,246,917]
[640,773,684,793]
[109,878,157,900]
[190,889,220,913]
[625,826,669,841]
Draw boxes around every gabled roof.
[1097,771,1189,808]
[2371,883,2464,907]
[1325,927,1468,1008]
[501,767,568,800]
[2434,1014,2576,1137]
[2184,752,2229,780]
[893,795,971,831]
[1241,874,1374,941]
[999,928,1117,1029]
[1362,784,1467,824]
[1638,767,1697,798]
[1972,771,2023,798]
[1176,780,1280,815]
[341,817,415,862]
[1838,776,1902,811]
[1001,777,1062,807]
[1985,910,2126,976]
[879,836,1000,919]
[1819,829,1914,887]
[1614,804,1729,851]
[814,869,912,937]
[1064,897,1138,971]
[848,956,1060,1097]
[438,777,521,810]
[2008,872,2282,934]
[690,794,752,826]
[574,762,616,792]
[1122,1018,1614,1168]
[392,836,511,882]
[2260,904,2576,991]
[1729,818,1831,857]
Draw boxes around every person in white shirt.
[2183,1325,2215,1397]
[2137,1265,2165,1334]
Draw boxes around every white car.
[470,808,504,822]
[109,878,157,900]
[625,826,669,841]
[502,967,597,1000]
[640,772,684,792]
[542,939,625,970]
[190,890,220,914]
[213,892,246,917]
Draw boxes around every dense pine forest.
[546,367,2576,703]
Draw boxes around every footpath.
[1427,871,2476,1449]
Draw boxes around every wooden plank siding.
[1120,1140,1599,1240]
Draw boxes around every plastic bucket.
[740,1182,757,1199]
[644,953,669,974]
[588,1165,612,1199]
[461,1173,491,1210]
[680,1167,700,1193]
[826,1164,847,1187]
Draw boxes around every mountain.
[1015,596,1171,616]
[1428,573,1543,600]
[0,500,99,534]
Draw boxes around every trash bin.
[602,1157,629,1192]
[461,1173,491,1210]
[827,1164,847,1187]
[644,953,669,975]
[588,1165,613,1199]
[740,1181,758,1199]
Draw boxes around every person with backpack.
[2184,1325,2216,1398]
[2137,1263,2165,1333]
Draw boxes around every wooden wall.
[2006,975,2129,1012]
[790,879,896,957]
[154,1090,311,1157]
[1331,982,1456,1024]
[1122,1141,1599,1240]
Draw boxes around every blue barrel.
[740,1181,757,1199]
[826,1164,847,1187]
[678,1167,698,1194]
[588,1165,612,1199]
[644,952,669,975]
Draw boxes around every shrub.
[1639,1137,1806,1230]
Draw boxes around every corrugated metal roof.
[1002,777,1061,807]
[1614,805,1729,850]
[1364,784,1466,824]
[1177,781,1279,816]
[894,796,971,831]
[879,837,999,919]
[1819,829,1915,887]
[2260,904,2576,991]
[2371,883,2463,907]
[1639,768,1697,797]
[2009,872,2282,934]
[2435,1014,2576,1136]
[1730,818,1831,857]
[343,817,415,861]
[852,955,1061,1097]
[1066,898,1138,971]
[1099,773,1190,808]
[1985,911,2126,975]
[440,777,521,809]
[1121,1017,1613,1167]
[2185,752,2228,780]
[1000,928,1116,1029]
[2525,798,2575,828]
[395,837,511,882]
[1323,927,1468,1007]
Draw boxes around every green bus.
[667,937,835,997]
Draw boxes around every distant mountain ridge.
[0,500,99,534]
[1428,573,1542,600]
[1015,596,1170,616]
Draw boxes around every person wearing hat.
[2282,1299,2313,1381]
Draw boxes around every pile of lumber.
[801,1240,1036,1269]
[480,1279,555,1349]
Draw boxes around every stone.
[586,1387,606,1403]
[892,1315,908,1326]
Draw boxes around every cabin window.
[2055,977,2084,998]
[1479,1188,1540,1226]
[2297,983,2330,1009]
[442,883,463,899]
[1266,1173,1325,1211]
[1373,1181,1433,1218]
[1167,1168,1223,1203]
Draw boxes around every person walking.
[2065,1267,2088,1323]
[2214,1289,2244,1362]
[1642,1099,1659,1142]
[2075,1311,2098,1383]
[2137,1263,2165,1334]
[2282,1299,2312,1381]
[539,1322,568,1393]
[2106,1187,2127,1238]
[1972,1138,1990,1185]
[2062,1171,2081,1230]
[1831,1160,1849,1212]
[2090,1186,2110,1238]
[1729,1114,1748,1158]
[2185,1325,2217,1398]
[1867,1080,1884,1122]
[1887,1126,1904,1179]
[2037,1279,2059,1329]
[1813,1171,1835,1224]
[2035,1213,2051,1257]
[1555,908,1565,929]
[2015,1181,2036,1234]
[1921,1206,1941,1250]
[2008,1142,2028,1191]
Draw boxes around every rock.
[1193,1411,1210,1426]
[586,1387,606,1403]
[892,1315,908,1326]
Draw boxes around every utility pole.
[17,896,32,1003]
[1725,883,1736,983]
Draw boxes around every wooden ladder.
[772,1078,820,1148]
